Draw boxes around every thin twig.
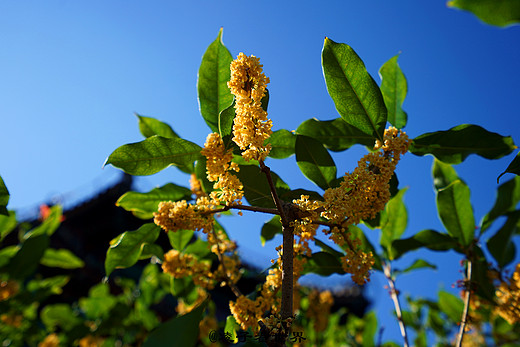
[210,229,242,298]
[383,262,410,347]
[456,260,472,347]
[203,204,280,216]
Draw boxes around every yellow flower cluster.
[260,314,295,337]
[201,132,244,205]
[322,127,410,225]
[78,335,105,347]
[189,173,205,199]
[38,333,60,347]
[162,249,215,289]
[495,263,520,325]
[228,53,272,161]
[0,279,19,301]
[306,290,334,332]
[1,313,22,328]
[229,295,269,330]
[154,198,214,233]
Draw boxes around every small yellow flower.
[38,333,60,347]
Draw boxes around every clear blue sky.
[1,1,519,343]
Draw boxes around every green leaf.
[379,55,408,129]
[481,176,520,232]
[41,304,82,331]
[410,124,516,164]
[261,215,281,246]
[322,38,387,141]
[498,151,520,183]
[380,188,408,259]
[395,259,437,275]
[79,283,117,319]
[104,136,201,175]
[295,135,337,190]
[105,223,161,276]
[0,211,17,242]
[432,158,459,191]
[296,117,374,152]
[116,183,193,219]
[40,248,85,269]
[472,246,496,301]
[345,225,382,271]
[448,0,520,27]
[168,229,195,251]
[218,100,236,140]
[0,245,19,268]
[27,275,69,296]
[137,114,180,139]
[184,238,212,259]
[4,234,49,279]
[486,210,520,268]
[390,229,460,260]
[197,28,234,133]
[266,129,296,159]
[224,315,240,342]
[279,188,323,203]
[170,276,195,297]
[235,165,290,208]
[303,251,345,276]
[438,291,463,323]
[195,157,214,194]
[437,180,475,246]
[140,243,165,261]
[0,175,9,215]
[22,205,62,240]
[362,311,378,346]
[314,238,344,258]
[143,299,207,347]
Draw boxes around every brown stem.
[202,204,280,216]
[456,260,472,347]
[383,262,410,347]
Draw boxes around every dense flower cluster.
[228,53,272,161]
[495,263,520,325]
[306,289,334,332]
[162,249,215,289]
[154,198,214,233]
[38,333,59,347]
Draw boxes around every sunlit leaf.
[104,136,201,175]
[41,304,82,331]
[498,151,520,183]
[40,248,85,269]
[437,180,475,247]
[438,291,463,323]
[27,275,69,296]
[410,124,516,164]
[448,0,520,27]
[487,210,520,268]
[4,234,49,279]
[380,188,408,259]
[295,135,337,190]
[266,129,296,159]
[432,158,460,192]
[0,211,17,242]
[322,38,387,141]
[22,205,62,241]
[143,299,207,347]
[105,223,161,276]
[197,28,234,133]
[116,183,192,219]
[379,55,408,129]
[79,283,117,319]
[0,175,9,216]
[481,176,520,232]
[168,229,195,251]
[137,114,179,139]
[296,117,374,151]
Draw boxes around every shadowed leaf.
[295,135,337,190]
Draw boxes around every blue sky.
[1,1,519,344]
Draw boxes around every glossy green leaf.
[322,38,387,141]
[266,129,296,159]
[137,114,179,139]
[224,315,240,342]
[79,283,117,319]
[390,229,460,260]
[498,151,520,183]
[184,238,212,259]
[295,135,337,190]
[410,124,516,164]
[140,243,165,261]
[296,117,374,151]
[104,135,201,175]
[235,165,290,208]
[116,183,192,219]
[438,291,463,323]
[105,223,161,276]
[168,229,195,251]
[395,259,437,275]
[432,158,459,191]
[0,211,17,242]
[437,180,475,246]
[41,304,82,331]
[218,100,236,141]
[380,188,408,259]
[481,176,520,232]
[197,28,234,133]
[22,205,62,241]
[303,251,345,276]
[40,248,85,269]
[5,234,49,279]
[27,275,69,296]
[379,55,408,129]
[0,175,9,216]
[261,215,281,246]
[448,0,520,27]
[143,299,207,347]
[487,210,520,268]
